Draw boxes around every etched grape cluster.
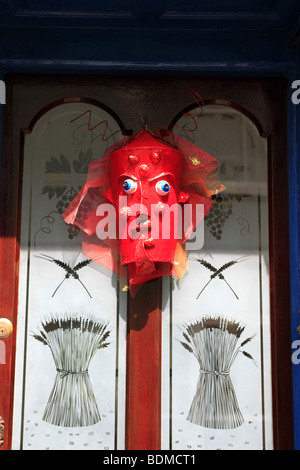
[56,187,94,240]
[71,200,93,235]
[205,193,233,240]
[55,190,77,239]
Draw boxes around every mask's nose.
[140,186,150,205]
[138,164,151,204]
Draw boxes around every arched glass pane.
[162,104,272,450]
[12,102,127,450]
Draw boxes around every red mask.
[63,129,224,295]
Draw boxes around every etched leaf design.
[41,185,67,199]
[73,148,92,173]
[45,154,71,173]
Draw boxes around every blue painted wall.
[290,73,300,449]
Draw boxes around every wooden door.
[0,75,292,450]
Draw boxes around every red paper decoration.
[63,129,224,295]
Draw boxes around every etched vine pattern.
[205,192,252,240]
[35,149,93,244]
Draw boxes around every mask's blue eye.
[156,180,171,195]
[123,178,137,194]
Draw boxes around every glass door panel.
[162,104,272,450]
[12,101,127,450]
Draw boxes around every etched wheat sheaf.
[179,315,256,430]
[32,313,110,428]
